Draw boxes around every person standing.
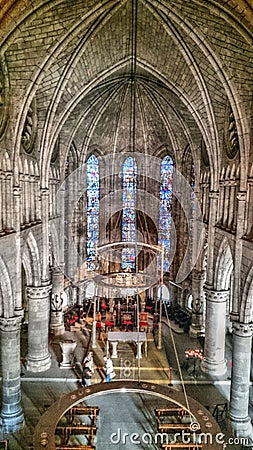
[82,361,92,386]
[83,351,94,374]
[104,355,114,382]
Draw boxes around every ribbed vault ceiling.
[0,0,253,187]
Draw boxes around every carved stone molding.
[26,284,52,299]
[21,98,37,154]
[192,269,205,281]
[232,322,253,338]
[204,287,229,303]
[40,188,49,198]
[225,106,239,160]
[0,315,23,332]
[236,191,247,202]
[208,191,219,200]
[13,186,21,197]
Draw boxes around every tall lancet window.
[122,157,137,269]
[86,155,99,271]
[158,155,174,271]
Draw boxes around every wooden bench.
[55,425,97,444]
[66,406,99,425]
[155,408,192,424]
[155,407,188,419]
[162,445,202,450]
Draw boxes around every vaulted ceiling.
[0,0,253,189]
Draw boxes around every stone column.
[189,269,205,337]
[50,267,65,335]
[41,189,50,282]
[13,186,23,312]
[26,285,51,372]
[201,288,228,376]
[229,322,253,440]
[206,192,219,286]
[0,316,24,433]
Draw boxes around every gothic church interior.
[0,0,253,448]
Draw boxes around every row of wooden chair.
[55,406,99,446]
[154,407,203,450]
[95,311,149,332]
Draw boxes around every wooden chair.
[105,312,115,331]
[122,312,133,331]
[139,312,148,332]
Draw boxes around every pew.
[155,407,188,420]
[66,406,99,425]
[55,425,97,444]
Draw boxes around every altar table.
[107,331,147,359]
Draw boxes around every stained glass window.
[158,155,174,271]
[86,155,99,271]
[122,157,137,269]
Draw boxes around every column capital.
[51,265,65,275]
[0,315,23,332]
[40,187,49,197]
[232,322,253,338]
[204,287,229,303]
[208,191,219,200]
[236,191,247,202]
[192,269,206,281]
[26,284,52,299]
[13,186,21,197]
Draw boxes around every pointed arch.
[241,267,253,323]
[49,221,60,267]
[214,237,234,290]
[0,255,14,318]
[22,231,42,286]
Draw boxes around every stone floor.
[1,319,252,449]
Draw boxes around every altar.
[107,331,147,359]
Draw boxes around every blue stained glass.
[122,157,137,269]
[86,155,99,271]
[158,155,174,271]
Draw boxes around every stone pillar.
[0,316,24,433]
[201,288,228,376]
[26,285,51,372]
[50,267,65,335]
[229,322,253,440]
[13,186,23,312]
[41,189,50,282]
[206,192,219,286]
[231,192,247,320]
[189,269,205,337]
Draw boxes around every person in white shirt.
[104,355,114,382]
